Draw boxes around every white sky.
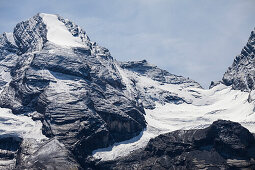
[0,0,254,88]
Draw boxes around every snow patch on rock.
[40,13,85,48]
[4,32,16,46]
[0,108,46,140]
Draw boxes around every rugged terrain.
[222,28,255,91]
[97,120,255,169]
[0,13,201,169]
[0,13,255,169]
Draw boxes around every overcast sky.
[0,0,255,88]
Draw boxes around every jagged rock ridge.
[2,12,253,170]
[223,28,255,91]
[0,13,199,169]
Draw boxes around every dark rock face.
[0,135,81,170]
[97,120,255,169]
[0,13,147,168]
[223,28,255,91]
[0,136,22,169]
[0,13,202,169]
[13,14,47,54]
[17,138,81,170]
[1,46,146,156]
[0,33,19,89]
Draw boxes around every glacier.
[93,68,255,161]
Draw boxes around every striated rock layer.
[0,13,199,169]
[0,13,147,166]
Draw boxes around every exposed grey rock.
[97,120,255,170]
[223,28,255,91]
[118,60,201,109]
[0,13,202,169]
[120,60,201,87]
[0,32,19,55]
[13,14,47,54]
[0,13,148,169]
[17,138,81,170]
[209,81,222,89]
[58,15,91,44]
[0,33,19,90]
[0,135,22,170]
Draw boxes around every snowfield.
[0,108,46,140]
[93,68,255,161]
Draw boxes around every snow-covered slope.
[92,27,255,163]
[0,108,46,140]
[93,66,255,161]
[39,13,88,48]
[0,108,46,168]
[0,13,255,169]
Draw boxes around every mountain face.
[90,26,255,169]
[1,13,255,170]
[119,60,201,109]
[222,28,255,91]
[0,13,201,169]
[97,120,255,169]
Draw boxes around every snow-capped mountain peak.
[11,13,91,54]
[222,28,255,91]
[39,13,84,47]
[39,13,90,48]
[1,13,255,169]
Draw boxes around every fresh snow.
[1,69,11,81]
[116,64,135,99]
[0,70,11,87]
[0,108,46,140]
[5,32,16,46]
[0,57,15,92]
[93,67,255,161]
[39,13,85,48]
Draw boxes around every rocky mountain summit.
[98,120,255,169]
[223,28,255,91]
[0,13,202,169]
[1,13,255,170]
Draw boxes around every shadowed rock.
[97,120,255,170]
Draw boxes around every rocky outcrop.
[57,15,91,45]
[0,13,203,169]
[0,136,22,169]
[17,138,81,170]
[0,13,148,168]
[97,120,255,169]
[0,135,81,170]
[0,33,19,90]
[223,28,255,91]
[120,60,201,87]
[13,14,47,54]
[118,60,201,109]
